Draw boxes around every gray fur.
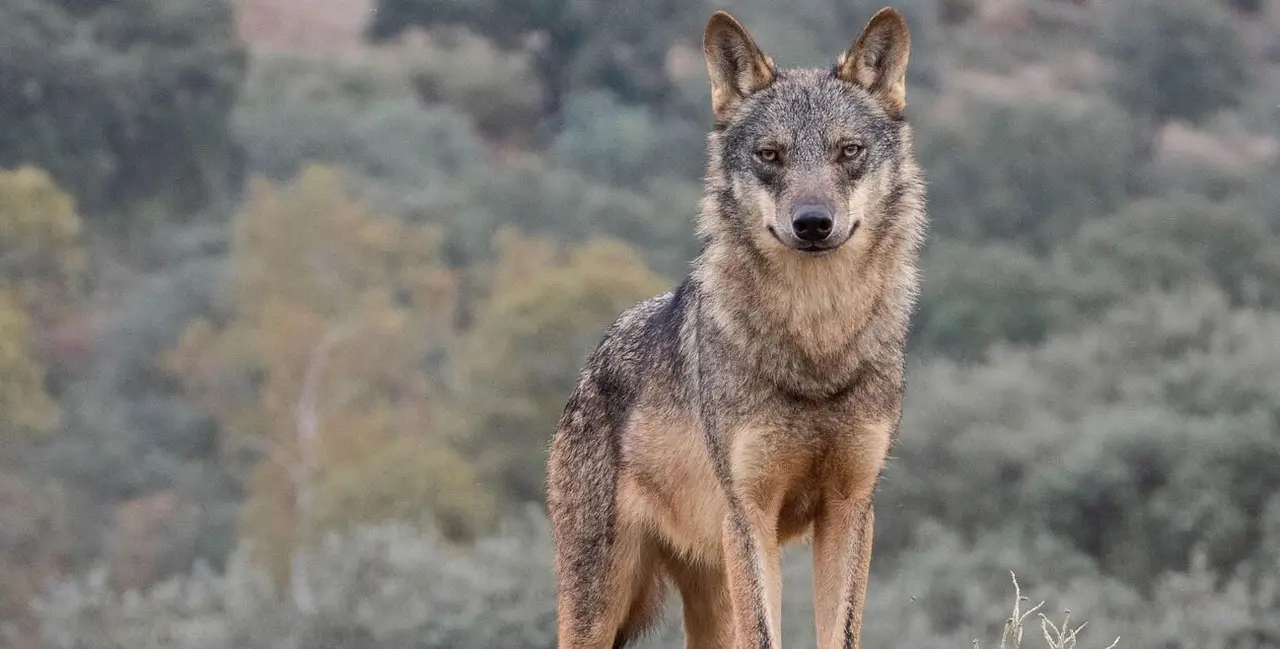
[547,7,927,649]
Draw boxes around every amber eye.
[756,147,780,163]
[840,143,864,160]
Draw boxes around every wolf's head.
[698,7,922,262]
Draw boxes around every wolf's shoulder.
[589,276,698,368]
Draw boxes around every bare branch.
[290,318,362,617]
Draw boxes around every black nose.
[791,205,834,242]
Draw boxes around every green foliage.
[401,27,546,140]
[885,288,1280,595]
[1098,0,1254,124]
[316,436,495,542]
[919,97,1147,248]
[234,92,486,190]
[162,166,481,583]
[0,0,245,220]
[31,252,240,580]
[33,512,1280,649]
[1065,193,1280,308]
[0,290,57,439]
[1032,411,1280,592]
[41,257,224,480]
[0,166,83,439]
[472,164,702,275]
[367,0,712,112]
[6,0,1280,644]
[913,242,1094,359]
[35,514,560,649]
[549,91,705,189]
[233,58,700,273]
[0,167,84,294]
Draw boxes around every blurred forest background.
[0,0,1278,647]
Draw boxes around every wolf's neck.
[692,239,909,392]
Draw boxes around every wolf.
[546,6,926,649]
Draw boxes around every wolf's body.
[546,7,926,649]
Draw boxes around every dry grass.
[975,572,1121,649]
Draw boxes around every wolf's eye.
[756,147,780,163]
[840,143,864,160]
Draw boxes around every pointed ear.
[836,7,911,119]
[703,11,776,120]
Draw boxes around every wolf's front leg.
[722,501,783,649]
[811,417,895,649]
[812,497,875,649]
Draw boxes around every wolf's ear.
[703,11,776,120]
[836,7,911,119]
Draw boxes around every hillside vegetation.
[1,0,1278,647]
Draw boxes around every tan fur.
[548,7,925,649]
[566,402,899,648]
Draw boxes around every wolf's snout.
[792,205,834,242]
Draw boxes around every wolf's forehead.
[744,70,884,142]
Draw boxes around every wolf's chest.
[743,303,868,396]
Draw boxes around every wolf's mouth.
[767,223,855,255]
